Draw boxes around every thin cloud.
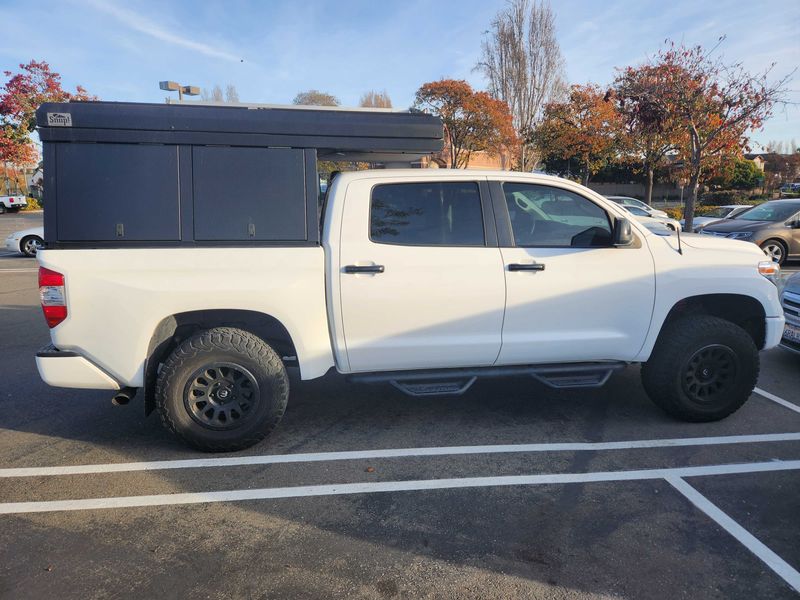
[84,0,242,63]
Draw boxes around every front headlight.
[758,260,780,282]
[727,231,753,240]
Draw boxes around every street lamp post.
[159,81,200,102]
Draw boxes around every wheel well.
[660,294,766,350]
[761,238,788,252]
[142,309,297,416]
[20,234,41,248]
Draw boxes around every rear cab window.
[370,181,485,246]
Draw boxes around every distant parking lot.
[1,210,799,599]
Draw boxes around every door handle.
[344,265,385,274]
[508,263,545,272]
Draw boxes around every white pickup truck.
[33,102,785,452]
[0,194,27,213]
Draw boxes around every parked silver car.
[780,271,800,355]
[604,196,669,218]
[4,226,44,257]
[681,205,753,232]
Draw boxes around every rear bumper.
[765,316,786,350]
[36,345,120,390]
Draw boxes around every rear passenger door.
[338,178,506,373]
[494,180,656,364]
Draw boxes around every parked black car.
[700,199,800,265]
[781,272,800,355]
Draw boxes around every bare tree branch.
[476,0,566,170]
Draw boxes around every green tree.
[729,158,762,190]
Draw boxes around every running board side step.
[348,362,626,397]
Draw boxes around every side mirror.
[613,217,634,246]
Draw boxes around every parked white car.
[604,196,669,219]
[0,195,27,213]
[619,205,682,232]
[5,226,44,257]
[681,205,753,232]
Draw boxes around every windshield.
[703,207,731,218]
[738,203,800,222]
[625,198,648,209]
[625,206,649,217]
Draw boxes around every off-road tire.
[641,315,759,422]
[156,327,289,452]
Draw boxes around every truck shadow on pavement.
[4,330,800,598]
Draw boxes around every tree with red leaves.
[614,63,683,205]
[0,60,94,171]
[626,42,791,230]
[414,79,517,168]
[531,84,625,186]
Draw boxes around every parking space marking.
[3,432,800,478]
[0,268,37,273]
[755,387,800,415]
[667,476,800,593]
[1,458,799,515]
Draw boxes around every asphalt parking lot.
[1,212,799,599]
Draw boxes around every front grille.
[700,230,728,237]
[780,337,800,354]
[783,290,800,326]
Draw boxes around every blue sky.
[1,0,798,149]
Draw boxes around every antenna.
[676,224,683,255]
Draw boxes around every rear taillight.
[39,267,67,328]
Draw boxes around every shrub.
[22,197,42,210]
[665,207,683,220]
[701,190,749,205]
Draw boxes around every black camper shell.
[36,101,443,248]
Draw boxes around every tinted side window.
[504,183,612,247]
[371,182,485,246]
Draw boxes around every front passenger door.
[496,181,656,365]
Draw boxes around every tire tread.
[155,327,288,452]
[641,315,759,422]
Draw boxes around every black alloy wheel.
[184,362,260,430]
[682,344,738,404]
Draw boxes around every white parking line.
[1,459,798,515]
[755,387,800,415]
[0,268,37,273]
[3,432,800,478]
[667,476,800,592]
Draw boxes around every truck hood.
[701,218,772,233]
[679,232,765,257]
[784,272,800,295]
